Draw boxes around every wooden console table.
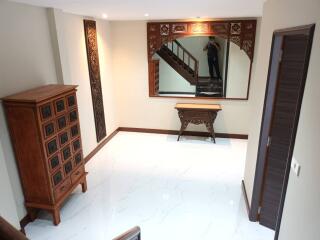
[175,103,222,143]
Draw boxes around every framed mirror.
[147,20,257,100]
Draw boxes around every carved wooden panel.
[148,59,160,96]
[83,19,107,142]
[147,20,257,61]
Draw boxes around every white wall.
[112,21,260,134]
[0,142,20,228]
[242,0,320,239]
[50,9,119,156]
[0,1,59,226]
[0,2,119,225]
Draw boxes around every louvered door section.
[259,33,312,229]
[3,84,88,226]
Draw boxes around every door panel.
[259,35,310,229]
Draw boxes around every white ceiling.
[10,0,264,20]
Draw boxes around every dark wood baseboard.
[241,180,251,217]
[84,129,120,163]
[118,127,248,139]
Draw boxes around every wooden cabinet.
[2,84,87,226]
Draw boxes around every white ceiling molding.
[10,0,264,20]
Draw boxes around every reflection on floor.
[25,132,274,240]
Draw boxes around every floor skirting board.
[85,127,248,164]
[117,127,248,139]
[242,180,251,218]
[84,129,120,163]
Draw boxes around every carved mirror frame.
[147,19,257,100]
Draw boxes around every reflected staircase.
[196,77,223,97]
[156,40,198,85]
[156,40,223,97]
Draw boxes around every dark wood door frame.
[249,24,315,239]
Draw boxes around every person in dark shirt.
[203,36,222,81]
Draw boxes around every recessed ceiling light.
[102,13,108,19]
[144,13,149,17]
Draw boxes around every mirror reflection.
[152,36,251,98]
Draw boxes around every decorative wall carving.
[83,20,107,142]
[160,24,170,35]
[191,23,209,33]
[147,19,257,61]
[230,22,241,35]
[172,24,188,33]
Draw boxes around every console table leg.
[212,126,216,143]
[205,122,216,143]
[177,121,188,141]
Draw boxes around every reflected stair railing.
[113,226,141,240]
[157,40,199,85]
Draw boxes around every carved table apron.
[175,103,222,143]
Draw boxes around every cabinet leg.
[52,208,61,226]
[27,207,38,222]
[81,179,87,193]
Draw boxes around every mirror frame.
[147,19,257,100]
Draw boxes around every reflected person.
[203,36,222,81]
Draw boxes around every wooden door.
[259,27,314,231]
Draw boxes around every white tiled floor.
[25,132,274,240]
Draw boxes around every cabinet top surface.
[2,84,77,103]
[175,103,222,110]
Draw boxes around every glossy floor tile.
[25,132,274,240]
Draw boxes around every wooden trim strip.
[113,226,141,240]
[241,180,251,217]
[84,129,120,163]
[0,217,28,240]
[118,127,248,139]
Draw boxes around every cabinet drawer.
[59,131,69,147]
[54,177,71,200]
[54,98,66,114]
[74,151,83,166]
[57,115,68,130]
[72,138,81,153]
[66,94,77,109]
[52,170,63,187]
[64,160,73,176]
[43,121,55,139]
[70,124,79,139]
[49,154,61,172]
[62,145,72,161]
[46,137,58,157]
[71,166,84,184]
[69,109,78,123]
[39,103,53,121]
